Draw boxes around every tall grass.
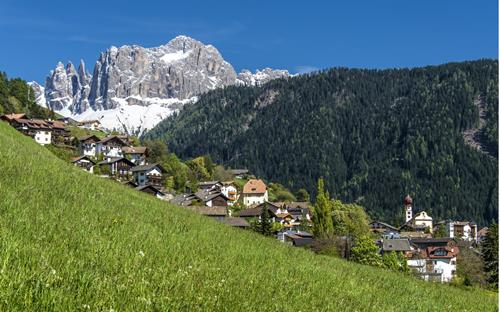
[0,122,497,311]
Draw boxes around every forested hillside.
[0,72,53,118]
[145,60,498,226]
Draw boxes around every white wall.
[34,130,51,145]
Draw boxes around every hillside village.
[0,112,494,286]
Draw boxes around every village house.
[122,146,148,165]
[194,189,230,207]
[197,181,223,190]
[1,114,70,145]
[77,120,101,131]
[277,230,314,247]
[220,182,238,206]
[445,221,477,241]
[284,202,312,224]
[71,155,95,172]
[407,237,458,283]
[79,135,101,157]
[131,163,165,187]
[380,238,414,257]
[97,157,135,178]
[97,136,128,159]
[242,179,268,207]
[238,202,295,228]
[135,184,166,200]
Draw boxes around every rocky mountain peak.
[32,35,291,135]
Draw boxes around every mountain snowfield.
[31,35,290,135]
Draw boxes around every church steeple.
[404,195,413,223]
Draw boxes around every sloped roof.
[71,155,95,164]
[130,163,164,172]
[135,184,164,194]
[382,239,412,252]
[98,135,128,146]
[79,135,100,142]
[1,113,26,121]
[97,157,135,166]
[122,146,147,154]
[243,179,267,194]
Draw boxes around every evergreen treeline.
[0,72,52,118]
[145,60,498,226]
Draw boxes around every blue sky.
[0,0,497,83]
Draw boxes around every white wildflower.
[139,250,145,257]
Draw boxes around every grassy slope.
[0,122,497,311]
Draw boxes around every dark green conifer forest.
[145,60,498,226]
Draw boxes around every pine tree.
[259,203,272,236]
[312,178,333,238]
[482,221,498,289]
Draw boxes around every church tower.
[404,195,413,223]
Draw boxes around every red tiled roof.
[243,179,267,194]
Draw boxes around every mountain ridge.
[144,59,499,226]
[31,35,291,135]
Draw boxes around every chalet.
[220,217,250,228]
[238,202,282,219]
[131,163,165,187]
[97,157,135,178]
[71,155,95,172]
[57,117,78,125]
[97,136,128,158]
[79,135,101,157]
[370,221,399,234]
[78,120,101,131]
[122,146,148,165]
[242,179,268,207]
[135,184,165,199]
[186,206,228,221]
[238,202,295,227]
[408,244,459,283]
[1,115,70,145]
[220,182,238,206]
[278,230,314,247]
[0,113,26,122]
[194,189,229,207]
[123,180,138,188]
[198,181,223,190]
[445,221,477,241]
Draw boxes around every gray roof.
[130,163,164,172]
[382,239,412,252]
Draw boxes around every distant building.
[135,184,166,200]
[97,157,135,178]
[122,146,148,165]
[220,182,238,206]
[400,195,433,233]
[1,114,70,145]
[78,120,101,131]
[242,179,268,207]
[131,164,165,187]
[445,221,477,241]
[229,169,249,179]
[408,238,458,283]
[79,135,101,157]
[71,155,95,172]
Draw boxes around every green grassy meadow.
[0,122,497,311]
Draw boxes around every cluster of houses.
[2,113,492,284]
[371,195,488,283]
[170,178,314,245]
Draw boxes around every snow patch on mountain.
[31,35,290,135]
